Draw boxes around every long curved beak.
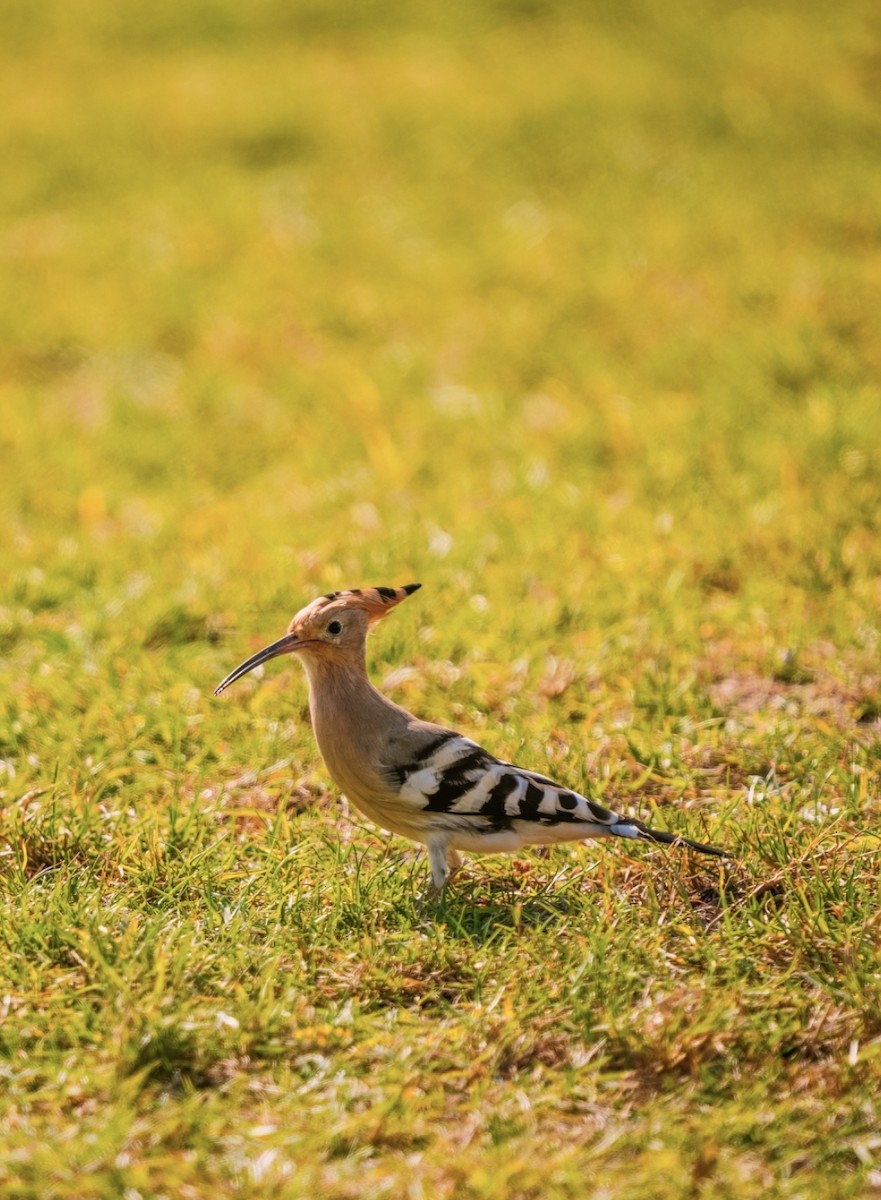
[214,631,305,695]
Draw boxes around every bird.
[214,584,726,892]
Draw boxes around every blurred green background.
[3,0,879,638]
[2,1,881,1196]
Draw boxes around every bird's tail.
[615,818,728,858]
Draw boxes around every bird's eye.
[327,620,343,636]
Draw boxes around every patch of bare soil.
[701,641,881,733]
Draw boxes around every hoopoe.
[215,584,726,892]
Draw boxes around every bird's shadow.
[395,855,746,944]
[403,870,584,942]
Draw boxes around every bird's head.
[213,583,421,694]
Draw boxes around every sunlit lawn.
[1,1,880,1196]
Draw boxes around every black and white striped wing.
[389,731,621,829]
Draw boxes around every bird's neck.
[301,651,386,715]
[299,652,409,799]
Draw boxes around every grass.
[2,0,881,1195]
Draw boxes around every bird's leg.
[426,838,452,896]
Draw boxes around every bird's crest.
[300,583,421,628]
